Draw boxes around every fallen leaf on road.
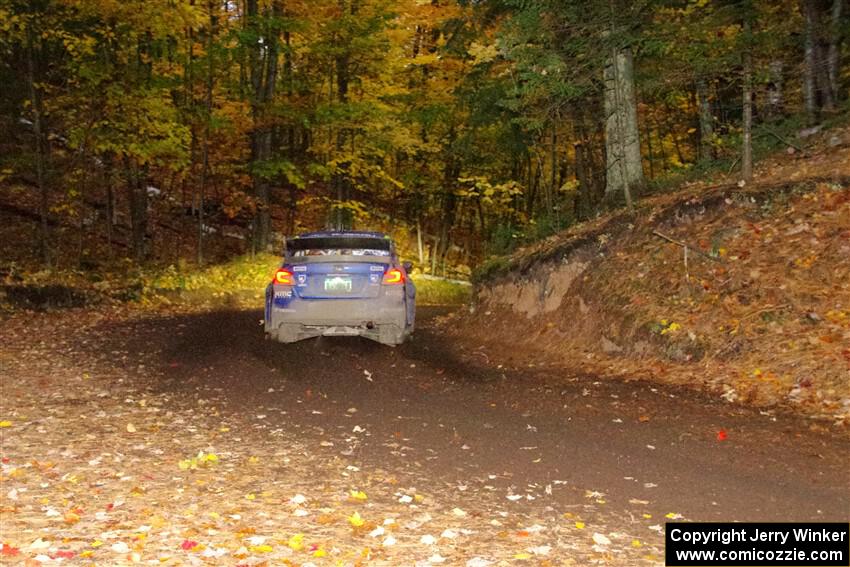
[287,534,304,551]
[348,512,365,527]
[111,542,130,553]
[29,539,50,551]
[369,526,385,538]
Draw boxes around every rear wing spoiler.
[285,236,392,254]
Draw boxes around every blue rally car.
[264,231,416,346]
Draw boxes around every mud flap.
[375,324,405,346]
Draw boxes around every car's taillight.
[273,268,294,285]
[382,268,404,285]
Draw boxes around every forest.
[1,0,847,277]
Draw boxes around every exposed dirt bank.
[446,127,850,423]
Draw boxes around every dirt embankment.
[444,127,850,423]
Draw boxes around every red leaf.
[52,551,75,559]
[1,544,20,557]
[716,429,728,441]
[181,540,198,551]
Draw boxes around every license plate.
[324,276,352,292]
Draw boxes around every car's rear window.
[287,237,391,257]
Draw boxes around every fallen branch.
[739,303,791,322]
[652,230,723,263]
[759,127,804,152]
[733,303,791,334]
[727,156,740,175]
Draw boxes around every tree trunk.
[416,219,424,265]
[603,45,643,208]
[642,117,655,179]
[802,0,818,124]
[742,17,754,183]
[826,0,844,102]
[802,0,837,119]
[696,77,714,162]
[765,60,784,119]
[26,25,50,267]
[125,158,149,262]
[105,164,114,259]
[331,0,356,230]
[548,124,557,214]
[198,0,217,265]
[282,27,298,234]
[247,0,280,251]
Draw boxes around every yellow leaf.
[575,521,585,529]
[514,552,532,560]
[632,539,643,548]
[349,490,368,501]
[249,545,273,553]
[91,540,103,548]
[0,421,12,427]
[313,548,326,557]
[246,493,256,500]
[287,534,304,551]
[348,511,365,527]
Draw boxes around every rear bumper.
[265,292,408,346]
[270,321,406,345]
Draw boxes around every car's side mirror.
[402,261,414,273]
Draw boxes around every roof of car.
[293,230,389,239]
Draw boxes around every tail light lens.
[382,268,404,285]
[273,268,294,285]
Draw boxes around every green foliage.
[411,276,471,305]
[142,254,280,296]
